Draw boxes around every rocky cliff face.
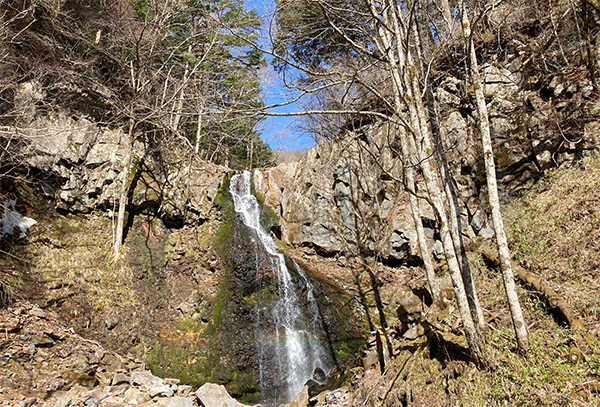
[254,63,600,262]
[254,134,418,263]
[1,101,365,402]
[13,108,229,227]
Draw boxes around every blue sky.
[245,0,315,151]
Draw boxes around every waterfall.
[230,171,333,404]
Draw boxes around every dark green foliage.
[274,0,367,72]
[0,0,272,170]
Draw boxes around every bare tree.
[267,0,488,365]
[458,0,530,353]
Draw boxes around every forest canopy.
[0,0,275,170]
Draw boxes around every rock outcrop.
[254,134,419,263]
[254,63,600,262]
[14,107,229,227]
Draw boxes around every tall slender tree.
[272,0,488,365]
[458,0,530,353]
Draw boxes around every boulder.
[395,290,422,323]
[286,386,309,407]
[195,383,240,407]
[148,384,174,398]
[131,371,163,389]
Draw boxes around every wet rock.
[286,385,309,407]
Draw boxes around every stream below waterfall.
[230,171,334,405]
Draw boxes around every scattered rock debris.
[0,301,255,407]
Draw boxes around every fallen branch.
[481,246,594,362]
[482,247,586,330]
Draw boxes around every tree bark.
[366,0,486,366]
[114,120,135,263]
[172,45,192,132]
[583,3,598,88]
[584,0,600,12]
[398,123,441,304]
[412,16,484,327]
[195,100,204,154]
[459,0,529,353]
[439,0,454,37]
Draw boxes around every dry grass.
[506,156,600,333]
[335,157,600,406]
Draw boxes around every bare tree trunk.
[412,16,485,327]
[363,4,441,305]
[195,100,204,154]
[172,46,192,132]
[439,0,454,37]
[409,188,441,304]
[583,3,598,87]
[114,120,135,263]
[396,12,486,366]
[396,123,441,304]
[367,0,486,365]
[459,0,529,353]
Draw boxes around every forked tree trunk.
[412,18,485,328]
[114,120,136,263]
[459,0,530,353]
[392,8,486,366]
[366,0,486,366]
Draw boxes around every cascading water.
[230,171,333,404]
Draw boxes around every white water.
[230,171,331,403]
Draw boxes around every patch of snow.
[1,200,37,238]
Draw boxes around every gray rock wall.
[12,110,229,226]
[254,62,600,263]
[254,129,420,263]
